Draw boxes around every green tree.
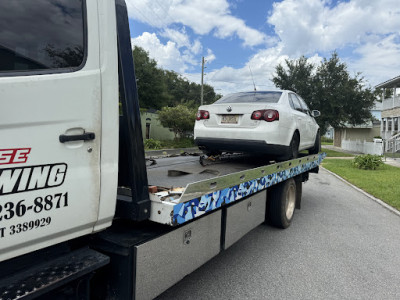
[158,105,196,138]
[374,88,393,101]
[132,46,221,110]
[273,55,314,104]
[272,52,375,134]
[133,46,169,109]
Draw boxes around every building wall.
[140,111,175,140]
[334,126,381,147]
[344,127,381,141]
[382,107,400,118]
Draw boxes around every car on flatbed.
[194,90,321,160]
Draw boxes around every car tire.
[288,132,299,159]
[267,178,297,229]
[309,130,321,155]
[276,132,299,161]
[202,149,221,157]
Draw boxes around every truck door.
[0,0,101,261]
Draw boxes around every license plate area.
[221,114,239,124]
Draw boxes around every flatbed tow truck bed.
[145,152,326,226]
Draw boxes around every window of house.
[0,0,86,74]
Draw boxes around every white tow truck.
[0,1,325,299]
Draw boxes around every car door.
[297,95,317,146]
[288,93,309,149]
[0,0,101,261]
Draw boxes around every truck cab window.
[0,0,86,74]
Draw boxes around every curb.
[320,166,400,217]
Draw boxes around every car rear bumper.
[194,137,290,155]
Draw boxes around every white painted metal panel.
[0,1,102,262]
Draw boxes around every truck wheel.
[309,130,321,154]
[267,178,297,229]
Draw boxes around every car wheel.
[309,130,321,155]
[288,132,299,159]
[202,149,221,157]
[267,178,297,229]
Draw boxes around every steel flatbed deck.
[146,153,326,226]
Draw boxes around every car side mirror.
[311,110,321,117]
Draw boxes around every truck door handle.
[59,132,95,143]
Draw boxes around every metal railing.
[382,96,400,110]
[384,133,400,158]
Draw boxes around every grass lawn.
[321,147,354,157]
[321,141,333,145]
[322,159,400,211]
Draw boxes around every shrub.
[352,154,383,170]
[144,138,162,150]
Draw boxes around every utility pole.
[201,56,205,106]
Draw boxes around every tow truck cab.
[0,0,148,262]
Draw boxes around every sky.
[127,0,400,96]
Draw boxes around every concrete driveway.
[157,168,400,299]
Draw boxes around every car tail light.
[251,109,279,122]
[196,110,210,120]
[251,111,263,120]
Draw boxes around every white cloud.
[126,0,269,47]
[349,34,400,86]
[268,0,400,55]
[131,32,189,72]
[160,28,203,55]
[205,49,216,63]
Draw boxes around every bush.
[352,154,383,170]
[144,138,162,150]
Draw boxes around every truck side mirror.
[311,110,321,118]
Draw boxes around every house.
[375,75,400,139]
[333,101,382,147]
[376,75,400,153]
[140,109,175,140]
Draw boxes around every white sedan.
[194,90,321,160]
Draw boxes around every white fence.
[341,139,383,155]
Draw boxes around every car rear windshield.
[0,0,85,74]
[215,92,282,104]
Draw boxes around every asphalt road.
[156,168,400,299]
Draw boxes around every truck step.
[0,248,109,300]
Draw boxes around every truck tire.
[267,178,297,229]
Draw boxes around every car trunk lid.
[201,103,279,128]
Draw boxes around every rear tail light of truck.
[251,109,279,122]
[196,110,210,120]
